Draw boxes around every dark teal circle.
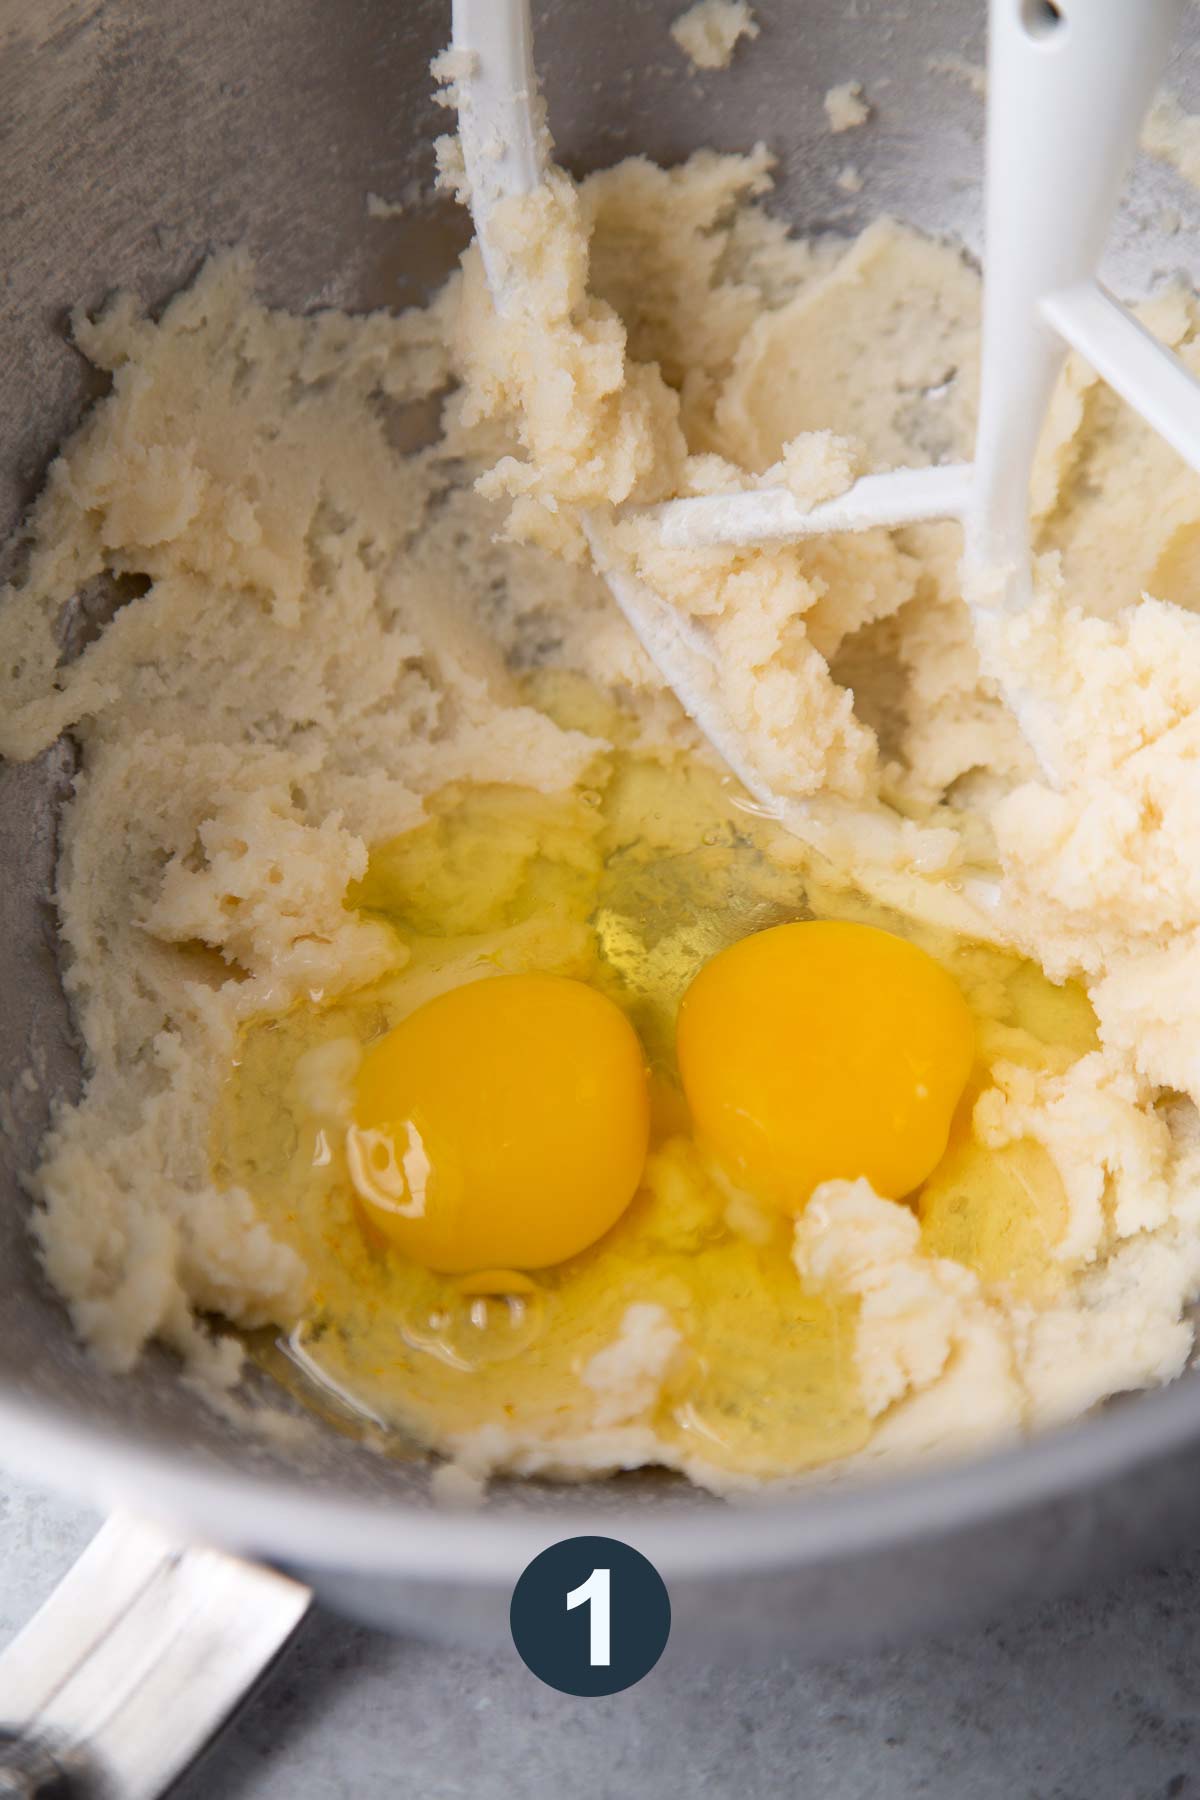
[509,1534,671,1696]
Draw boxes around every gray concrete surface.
[2,1468,1200,1799]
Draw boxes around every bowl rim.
[2,1366,1198,1583]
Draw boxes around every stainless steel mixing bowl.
[5,0,1200,1686]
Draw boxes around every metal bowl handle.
[0,1512,311,1797]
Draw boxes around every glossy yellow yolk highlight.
[676,920,975,1212]
[347,973,651,1274]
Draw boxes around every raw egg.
[220,744,1092,1478]
[346,972,650,1273]
[676,919,975,1211]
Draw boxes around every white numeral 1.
[566,1566,611,1666]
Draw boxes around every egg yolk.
[676,920,975,1212]
[346,973,650,1273]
